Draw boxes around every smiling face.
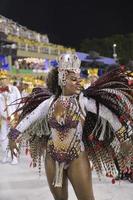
[62,71,82,95]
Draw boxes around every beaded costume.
[8,54,133,187]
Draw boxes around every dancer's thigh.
[67,151,95,200]
[45,153,68,200]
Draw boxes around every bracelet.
[8,128,21,140]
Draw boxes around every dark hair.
[46,68,62,97]
[13,81,17,86]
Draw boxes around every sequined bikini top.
[48,95,81,132]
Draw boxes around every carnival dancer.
[0,70,21,164]
[8,54,133,200]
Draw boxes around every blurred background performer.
[0,70,21,164]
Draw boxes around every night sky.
[0,0,133,48]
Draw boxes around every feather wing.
[12,87,52,170]
[82,69,133,178]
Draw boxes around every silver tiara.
[58,53,81,73]
[58,53,81,87]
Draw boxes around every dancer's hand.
[8,128,21,158]
[9,139,19,158]
[120,141,132,156]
